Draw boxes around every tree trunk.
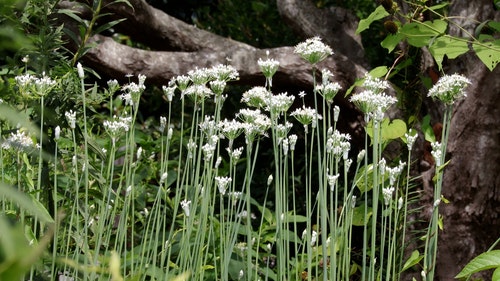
[435,1,500,279]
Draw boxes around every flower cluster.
[264,92,295,119]
[290,106,322,131]
[215,176,232,195]
[326,129,351,159]
[316,81,342,104]
[294,37,333,64]
[258,54,280,87]
[350,74,396,121]
[428,73,471,105]
[1,130,37,152]
[241,86,271,108]
[103,115,132,143]
[15,72,56,98]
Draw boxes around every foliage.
[357,1,500,71]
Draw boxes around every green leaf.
[402,250,423,272]
[0,182,54,223]
[352,204,372,226]
[421,115,435,143]
[455,250,500,279]
[366,118,407,143]
[93,18,127,35]
[401,20,447,47]
[472,35,500,71]
[368,66,389,78]
[429,36,469,70]
[381,32,405,53]
[425,2,449,11]
[493,267,500,281]
[356,5,389,34]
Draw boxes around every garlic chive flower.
[1,130,36,152]
[54,126,61,140]
[258,56,280,87]
[218,119,244,147]
[174,75,191,91]
[428,73,471,105]
[291,106,322,131]
[382,186,395,205]
[180,199,191,217]
[159,116,167,133]
[184,84,213,103]
[162,85,175,102]
[328,174,340,191]
[77,62,84,79]
[350,90,397,121]
[288,134,298,151]
[209,64,239,82]
[316,82,342,104]
[215,176,232,195]
[362,73,390,94]
[103,115,131,143]
[386,161,406,186]
[242,86,271,108]
[15,73,36,96]
[34,73,57,97]
[264,92,295,117]
[65,110,77,129]
[294,37,333,64]
[209,80,227,96]
[188,67,211,85]
[431,141,443,167]
[325,129,351,159]
[405,129,418,150]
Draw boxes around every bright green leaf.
[429,36,469,70]
[455,250,500,279]
[402,250,423,272]
[381,32,405,53]
[472,35,500,71]
[368,66,389,78]
[493,267,500,281]
[401,20,447,48]
[356,5,389,34]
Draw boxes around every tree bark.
[435,1,500,279]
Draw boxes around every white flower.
[405,129,418,150]
[428,73,471,105]
[188,67,211,85]
[264,92,295,117]
[398,197,404,210]
[202,142,216,161]
[103,115,132,142]
[174,75,191,91]
[267,174,273,186]
[431,141,442,167]
[357,149,366,163]
[241,86,270,108]
[136,147,143,161]
[238,270,244,280]
[186,138,197,159]
[316,82,342,104]
[325,129,351,158]
[215,176,232,195]
[382,186,395,205]
[184,84,213,103]
[77,62,84,79]
[180,199,191,217]
[162,85,175,102]
[159,116,167,133]
[219,119,244,141]
[54,126,61,140]
[290,106,322,128]
[209,80,226,95]
[386,161,406,186]
[160,172,168,184]
[1,130,35,151]
[258,57,279,79]
[333,105,340,122]
[288,134,298,151]
[208,64,239,82]
[227,146,243,162]
[350,90,397,120]
[294,37,333,64]
[328,174,340,191]
[363,73,390,94]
